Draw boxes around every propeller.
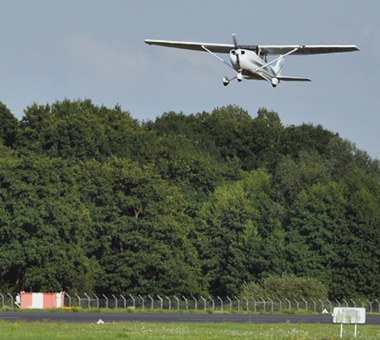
[232,33,238,49]
[231,34,241,70]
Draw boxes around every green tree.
[326,137,380,181]
[196,169,285,296]
[279,123,338,161]
[143,132,222,217]
[75,158,206,295]
[0,102,18,147]
[0,154,93,293]
[275,150,330,203]
[17,99,141,163]
[286,170,380,299]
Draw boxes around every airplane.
[145,34,359,87]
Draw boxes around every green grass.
[1,320,380,340]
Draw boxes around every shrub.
[241,274,328,300]
[263,274,328,300]
[241,281,265,298]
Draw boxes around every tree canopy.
[1,99,380,299]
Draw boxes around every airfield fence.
[1,292,379,313]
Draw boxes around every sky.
[1,1,379,159]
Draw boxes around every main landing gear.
[222,72,242,86]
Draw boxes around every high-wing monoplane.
[145,34,359,87]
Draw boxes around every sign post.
[332,307,366,338]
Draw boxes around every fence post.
[182,296,188,310]
[260,297,266,312]
[235,296,240,311]
[311,299,316,312]
[93,294,99,308]
[112,294,118,309]
[302,299,308,311]
[191,295,197,310]
[165,296,171,310]
[200,296,206,311]
[102,294,108,309]
[277,298,282,312]
[7,293,13,309]
[216,296,223,311]
[367,300,372,313]
[285,298,291,311]
[243,297,249,312]
[260,296,266,313]
[148,295,154,309]
[293,299,299,311]
[342,299,348,307]
[138,295,144,309]
[375,299,380,313]
[350,299,356,307]
[157,295,163,309]
[251,297,257,312]
[335,299,341,308]
[319,299,324,312]
[84,293,91,309]
[226,296,232,310]
[209,296,215,310]
[174,295,180,310]
[65,293,71,307]
[129,295,135,309]
[268,298,274,312]
[326,299,332,313]
[75,294,81,308]
[0,293,4,307]
[358,299,364,308]
[120,295,126,309]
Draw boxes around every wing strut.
[256,47,300,73]
[201,45,235,70]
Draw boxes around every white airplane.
[145,34,359,87]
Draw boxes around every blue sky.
[1,1,379,159]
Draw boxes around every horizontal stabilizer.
[277,76,312,82]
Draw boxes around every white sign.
[332,307,366,338]
[333,307,366,324]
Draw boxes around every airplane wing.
[277,76,312,82]
[145,39,235,53]
[146,40,359,56]
[259,45,359,55]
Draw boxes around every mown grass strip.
[1,320,380,339]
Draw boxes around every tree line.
[1,99,379,299]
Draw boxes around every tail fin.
[271,56,285,76]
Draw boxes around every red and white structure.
[18,291,65,309]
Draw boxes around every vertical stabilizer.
[271,55,285,76]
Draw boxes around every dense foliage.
[242,274,328,300]
[1,99,379,299]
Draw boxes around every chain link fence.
[1,292,379,313]
[62,295,380,313]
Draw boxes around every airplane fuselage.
[229,49,273,80]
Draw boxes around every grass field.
[1,320,380,340]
